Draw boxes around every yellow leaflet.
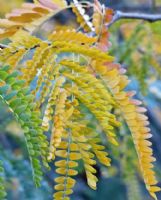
[85,164,96,174]
[55,177,76,185]
[55,183,73,190]
[86,171,98,190]
[69,153,81,160]
[53,190,73,198]
[149,186,161,192]
[55,160,78,168]
[56,168,78,176]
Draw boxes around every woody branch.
[108,10,161,26]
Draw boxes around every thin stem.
[62,130,72,199]
[108,10,161,27]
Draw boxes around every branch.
[108,11,161,26]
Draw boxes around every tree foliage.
[0,0,160,200]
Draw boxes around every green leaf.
[0,85,10,94]
[14,105,27,114]
[19,113,31,121]
[5,76,16,85]
[11,80,25,89]
[4,90,17,101]
[0,65,49,188]
[10,71,20,77]
[0,71,8,80]
[1,65,10,71]
[9,98,21,108]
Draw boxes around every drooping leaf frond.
[0,30,159,199]
[0,65,49,186]
[91,60,161,199]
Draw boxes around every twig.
[108,10,161,26]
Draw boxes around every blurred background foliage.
[0,0,161,200]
